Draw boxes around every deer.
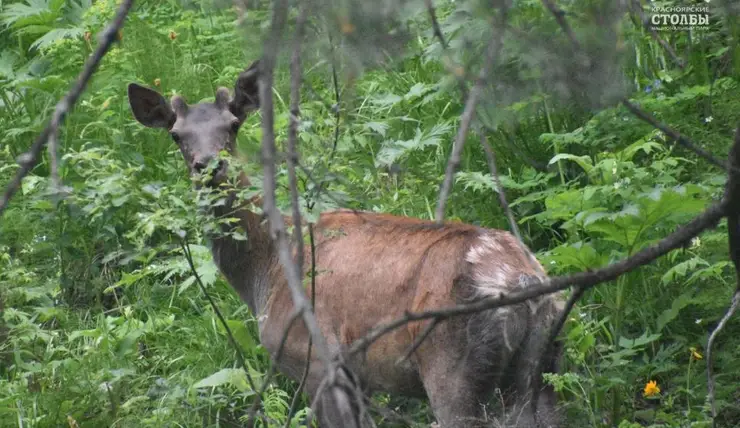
[126,60,566,428]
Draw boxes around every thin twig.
[47,127,61,191]
[284,223,318,428]
[350,198,726,355]
[307,28,343,210]
[706,290,740,425]
[260,0,333,368]
[435,9,507,222]
[396,318,439,364]
[179,241,263,409]
[0,0,134,219]
[283,4,315,426]
[527,284,586,420]
[479,134,524,246]
[622,100,730,170]
[260,1,358,425]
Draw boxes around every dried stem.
[0,0,134,218]
[260,0,332,368]
[706,290,740,424]
[245,309,302,427]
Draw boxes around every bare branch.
[350,199,726,355]
[260,1,359,425]
[622,100,730,170]
[425,0,448,49]
[47,127,61,191]
[435,9,507,222]
[396,318,439,364]
[0,0,134,219]
[246,309,302,427]
[287,0,309,285]
[706,290,740,424]
[285,224,318,428]
[540,0,581,51]
[260,0,333,371]
[282,8,313,420]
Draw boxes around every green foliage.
[1,0,740,427]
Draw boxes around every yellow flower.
[690,347,703,360]
[643,380,660,397]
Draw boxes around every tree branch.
[541,0,581,51]
[259,1,359,425]
[622,100,730,170]
[435,9,507,222]
[0,0,134,219]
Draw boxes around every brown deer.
[126,60,566,428]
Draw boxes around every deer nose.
[193,159,210,173]
[193,158,225,174]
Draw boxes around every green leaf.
[618,332,661,350]
[549,153,593,174]
[193,368,255,393]
[220,319,256,354]
[656,292,696,332]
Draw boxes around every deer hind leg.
[463,303,531,426]
[414,316,494,428]
[305,364,366,428]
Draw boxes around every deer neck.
[208,177,277,318]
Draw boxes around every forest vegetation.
[1,0,740,427]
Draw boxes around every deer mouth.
[195,160,228,188]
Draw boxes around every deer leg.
[420,364,487,428]
[305,365,364,428]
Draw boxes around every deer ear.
[229,60,260,120]
[127,83,176,129]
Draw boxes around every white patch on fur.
[466,233,520,296]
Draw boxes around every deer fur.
[127,60,566,428]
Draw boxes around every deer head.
[126,60,261,185]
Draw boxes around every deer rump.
[235,210,565,428]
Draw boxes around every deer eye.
[170,131,181,144]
